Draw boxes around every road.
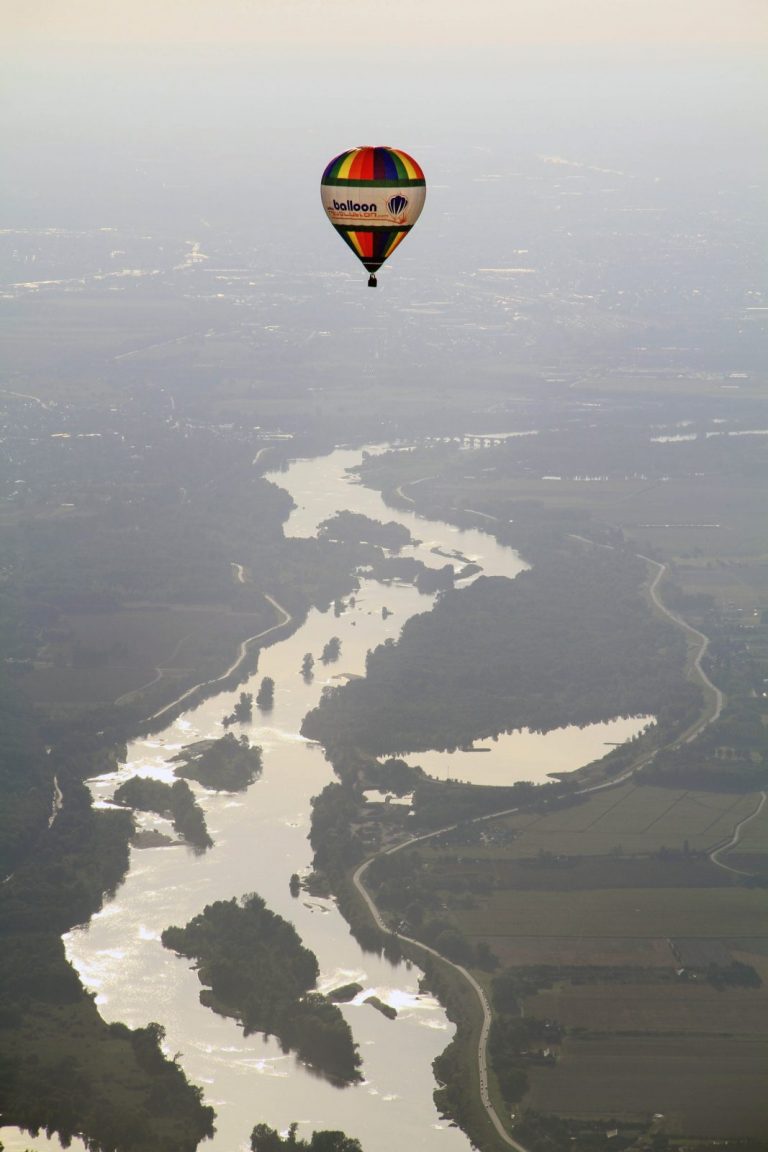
[353,843,529,1152]
[566,536,724,747]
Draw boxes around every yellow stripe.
[347,232,365,257]
[337,152,358,179]
[383,231,408,260]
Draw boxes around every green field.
[457,887,768,939]
[483,935,677,968]
[525,981,768,1034]
[21,604,272,713]
[525,1033,768,1138]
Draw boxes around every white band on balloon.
[321,184,426,229]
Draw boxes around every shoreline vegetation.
[113,776,213,852]
[250,1124,363,1151]
[302,550,695,755]
[161,894,363,1085]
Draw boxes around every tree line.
[303,550,690,755]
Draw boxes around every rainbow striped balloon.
[320,146,426,286]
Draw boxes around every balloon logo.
[386,194,409,223]
[320,146,426,286]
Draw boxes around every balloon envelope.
[321,146,426,283]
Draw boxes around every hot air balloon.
[320,146,426,287]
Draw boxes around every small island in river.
[171,732,263,791]
[161,893,362,1084]
[113,776,213,852]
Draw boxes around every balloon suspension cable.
[368,273,377,288]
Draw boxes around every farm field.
[524,1033,768,1139]
[480,783,765,858]
[726,799,768,856]
[524,472,763,570]
[20,603,272,713]
[478,936,675,968]
[525,981,768,1034]
[423,777,768,1141]
[456,886,768,939]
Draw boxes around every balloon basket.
[367,274,377,288]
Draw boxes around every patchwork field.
[413,777,768,1140]
[483,782,765,858]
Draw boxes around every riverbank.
[62,446,516,1152]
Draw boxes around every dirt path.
[394,475,435,503]
[114,628,197,706]
[144,593,292,724]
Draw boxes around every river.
[3,445,644,1152]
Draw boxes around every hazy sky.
[5,0,766,47]
[2,0,765,241]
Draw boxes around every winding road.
[638,554,724,739]
[709,790,768,876]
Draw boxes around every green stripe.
[333,224,413,234]
[322,177,426,188]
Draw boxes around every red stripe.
[354,231,374,258]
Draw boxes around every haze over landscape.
[1,4,767,1152]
